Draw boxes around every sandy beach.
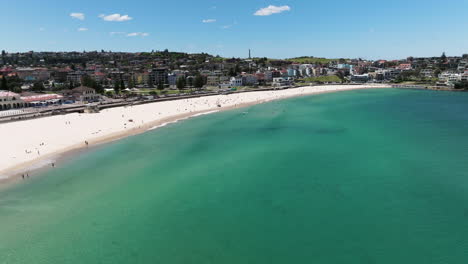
[0,84,387,181]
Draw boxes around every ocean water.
[2,88,468,263]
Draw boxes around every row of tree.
[176,75,205,89]
[0,75,24,92]
[454,81,468,89]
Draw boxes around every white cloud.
[78,27,88,31]
[110,32,126,36]
[99,14,133,22]
[70,13,85,20]
[254,5,291,16]
[202,19,216,23]
[127,32,149,37]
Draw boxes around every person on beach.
[85,141,89,147]
[22,174,24,180]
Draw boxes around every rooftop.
[0,90,21,97]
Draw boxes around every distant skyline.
[1,0,467,60]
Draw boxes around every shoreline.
[0,85,389,186]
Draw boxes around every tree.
[114,82,121,94]
[336,71,345,83]
[120,79,126,90]
[194,74,204,89]
[157,82,164,91]
[229,67,236,77]
[81,75,97,88]
[1,76,8,91]
[186,76,193,88]
[176,76,186,90]
[148,77,154,88]
[32,82,45,92]
[454,81,468,90]
[95,84,104,94]
[441,52,447,62]
[128,78,135,89]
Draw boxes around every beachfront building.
[350,74,370,83]
[206,75,221,86]
[439,72,461,85]
[229,77,244,87]
[73,86,100,102]
[242,74,259,86]
[272,77,293,87]
[21,93,63,107]
[149,68,168,86]
[0,90,26,110]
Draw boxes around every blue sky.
[1,0,467,59]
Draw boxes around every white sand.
[0,85,388,179]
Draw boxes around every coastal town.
[1,50,468,116]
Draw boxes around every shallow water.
[2,88,468,263]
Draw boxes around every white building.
[229,77,244,87]
[439,72,461,84]
[272,77,293,87]
[461,71,468,82]
[0,90,26,111]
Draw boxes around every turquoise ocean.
[2,88,468,263]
